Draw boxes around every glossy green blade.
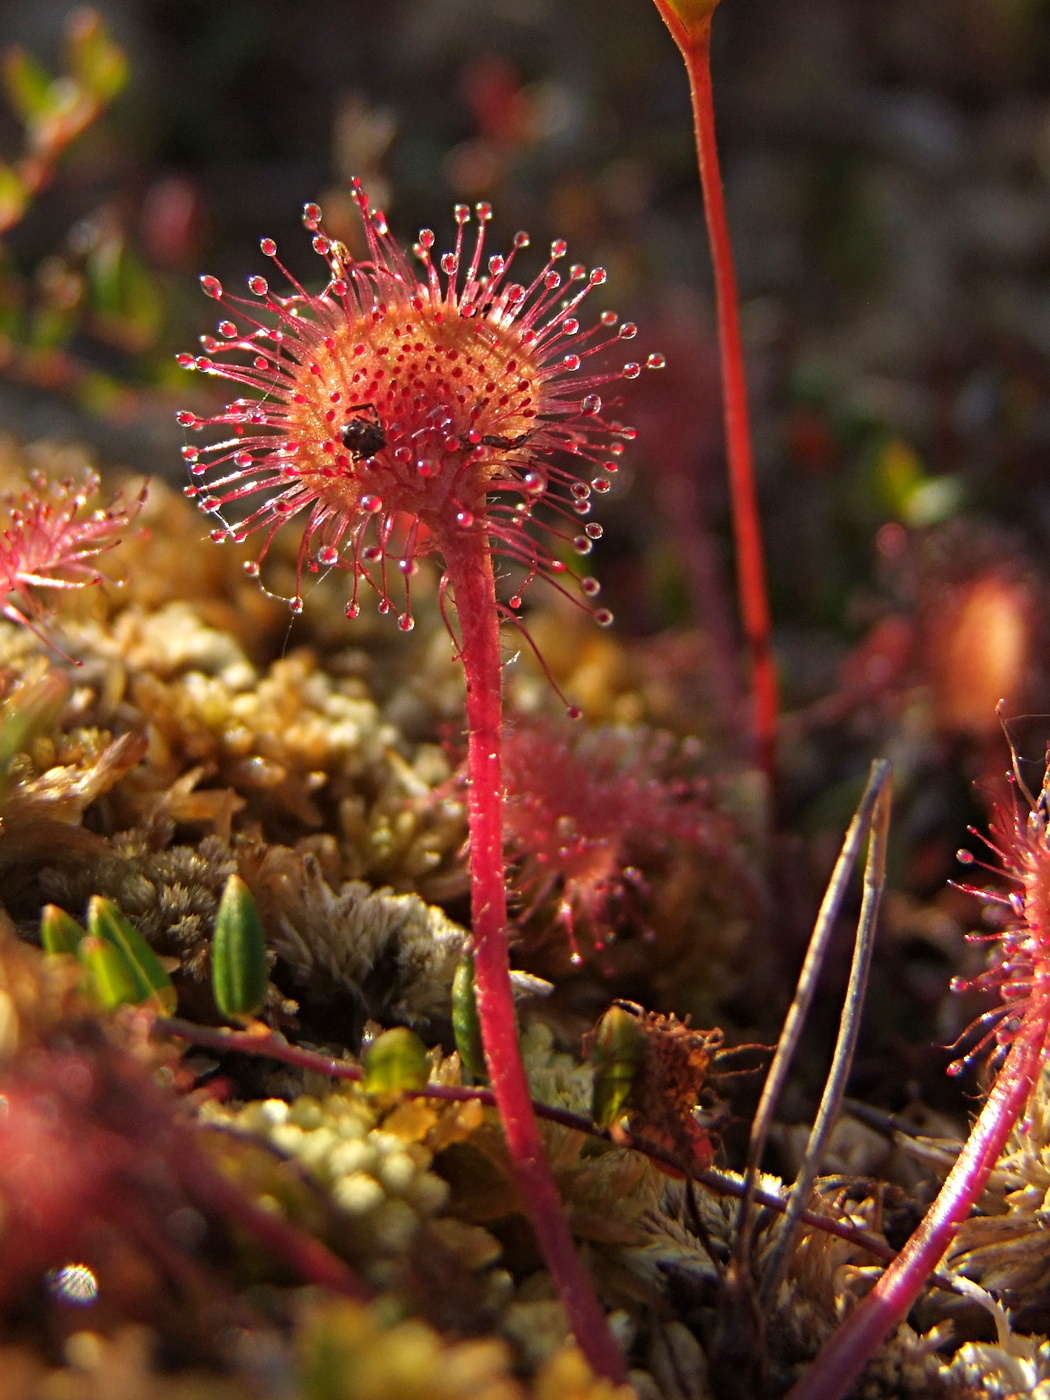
[86,895,177,1014]
[40,903,86,956]
[211,873,268,1020]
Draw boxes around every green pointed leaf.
[452,955,487,1083]
[211,874,268,1020]
[0,672,69,780]
[362,1027,429,1094]
[86,895,176,1014]
[65,10,127,104]
[0,163,27,229]
[79,933,142,1011]
[2,46,55,125]
[40,904,86,956]
[588,1003,643,1128]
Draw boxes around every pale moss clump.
[239,846,469,1028]
[202,1083,495,1287]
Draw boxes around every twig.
[153,1012,938,1276]
[760,761,891,1301]
[735,761,892,1269]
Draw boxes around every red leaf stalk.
[651,2,778,789]
[789,765,1050,1400]
[785,1014,1048,1400]
[447,533,626,1382]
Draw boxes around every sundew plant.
[180,178,663,1381]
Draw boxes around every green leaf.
[79,933,142,1011]
[588,1003,643,1128]
[0,673,70,803]
[452,955,487,1083]
[362,1027,429,1094]
[0,163,27,229]
[86,895,176,1014]
[40,904,86,956]
[211,874,268,1020]
[66,10,127,105]
[2,46,55,125]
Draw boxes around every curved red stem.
[786,1012,1050,1400]
[652,6,779,790]
[443,533,627,1386]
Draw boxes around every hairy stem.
[443,533,627,1386]
[652,4,778,789]
[786,1012,1050,1400]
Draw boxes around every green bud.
[588,1003,643,1128]
[211,873,269,1020]
[66,10,128,104]
[452,955,487,1083]
[79,934,143,1012]
[40,904,86,956]
[86,896,176,1014]
[652,0,721,45]
[1,47,55,125]
[362,1027,429,1094]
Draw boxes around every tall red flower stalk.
[787,768,1050,1400]
[650,0,778,790]
[179,179,662,1382]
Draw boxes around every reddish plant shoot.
[180,179,663,1384]
[0,470,144,657]
[650,0,779,791]
[788,759,1050,1400]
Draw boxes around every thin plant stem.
[442,532,626,1386]
[652,2,778,788]
[760,762,891,1302]
[786,1011,1050,1400]
[736,760,891,1268]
